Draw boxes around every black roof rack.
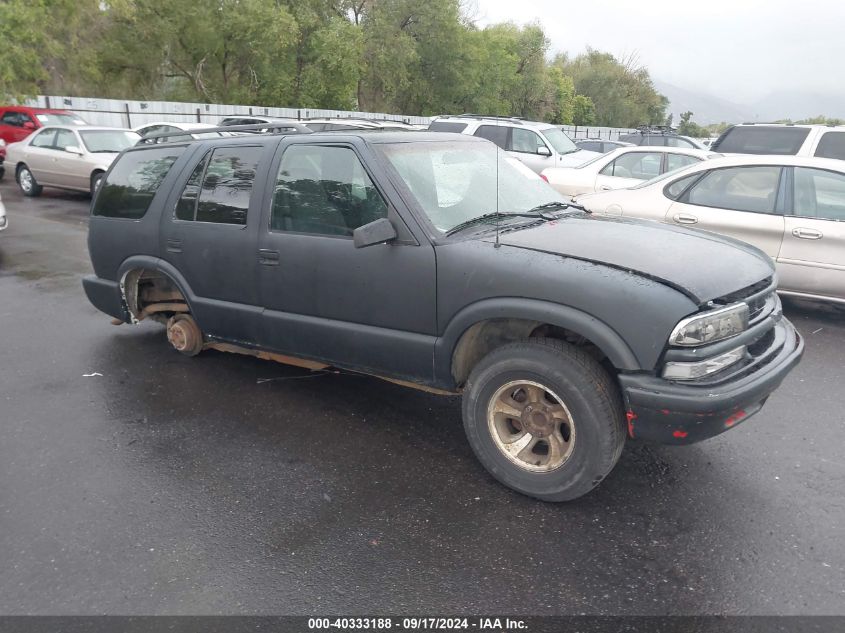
[137,121,313,144]
[633,125,677,135]
[438,114,525,124]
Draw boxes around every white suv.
[711,123,845,160]
[428,115,600,173]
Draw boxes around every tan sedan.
[6,125,140,196]
[576,155,845,305]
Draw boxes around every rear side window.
[814,132,845,160]
[92,147,184,219]
[666,153,701,172]
[428,121,468,133]
[684,166,782,213]
[713,126,809,155]
[474,125,509,149]
[176,146,262,225]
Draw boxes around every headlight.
[663,345,746,380]
[669,303,749,347]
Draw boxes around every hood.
[488,214,774,304]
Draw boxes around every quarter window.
[684,166,782,213]
[814,132,845,160]
[271,145,388,236]
[92,147,185,219]
[793,167,845,221]
[428,121,469,133]
[665,174,700,200]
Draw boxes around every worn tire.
[462,338,625,502]
[17,164,43,197]
[90,171,104,196]
[166,314,204,357]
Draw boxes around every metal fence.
[26,96,639,140]
[27,95,433,128]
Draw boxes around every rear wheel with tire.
[17,165,43,197]
[462,338,625,502]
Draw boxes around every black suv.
[83,128,803,501]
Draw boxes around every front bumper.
[619,318,803,444]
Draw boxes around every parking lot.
[0,178,843,615]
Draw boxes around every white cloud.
[471,0,845,104]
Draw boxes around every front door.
[665,165,786,260]
[159,143,269,344]
[256,141,437,382]
[778,166,845,300]
[509,127,555,174]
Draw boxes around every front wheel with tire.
[462,338,625,502]
[17,165,43,197]
[90,171,104,196]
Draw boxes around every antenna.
[494,116,501,248]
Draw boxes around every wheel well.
[451,318,612,387]
[121,268,190,324]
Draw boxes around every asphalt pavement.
[0,179,843,615]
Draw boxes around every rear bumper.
[619,318,803,444]
[82,275,128,321]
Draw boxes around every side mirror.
[23,121,36,130]
[65,145,83,155]
[353,217,397,248]
[537,146,552,157]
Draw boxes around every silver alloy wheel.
[19,168,33,193]
[487,380,576,472]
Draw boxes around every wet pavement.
[0,180,843,615]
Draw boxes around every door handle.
[598,185,612,191]
[792,227,822,240]
[258,249,280,266]
[673,213,698,225]
[166,238,183,253]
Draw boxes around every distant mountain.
[653,80,752,125]
[749,91,845,122]
[654,80,845,125]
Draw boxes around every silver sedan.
[6,125,140,196]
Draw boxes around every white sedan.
[541,146,719,196]
[576,154,845,305]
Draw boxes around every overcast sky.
[472,0,844,105]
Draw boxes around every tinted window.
[175,152,210,221]
[30,129,57,147]
[577,141,602,152]
[793,167,845,221]
[92,147,184,219]
[54,129,77,151]
[474,125,509,149]
[664,173,701,200]
[428,121,469,133]
[666,136,696,148]
[666,153,701,172]
[685,166,782,213]
[1,111,23,126]
[713,126,810,155]
[600,152,662,179]
[191,147,261,225]
[814,132,845,160]
[272,145,387,236]
[511,128,546,154]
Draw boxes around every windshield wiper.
[445,211,557,236]
[525,201,590,214]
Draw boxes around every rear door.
[665,165,786,259]
[778,166,845,300]
[160,142,270,344]
[508,127,555,174]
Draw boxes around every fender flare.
[116,256,198,322]
[434,298,641,388]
